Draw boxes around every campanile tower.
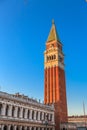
[44,20,68,130]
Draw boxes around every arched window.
[36,111,38,120]
[47,56,48,62]
[17,107,20,118]
[23,109,25,118]
[4,125,7,130]
[0,103,2,115]
[40,112,42,120]
[22,126,25,130]
[52,55,54,60]
[50,114,52,121]
[32,127,34,130]
[5,105,9,116]
[16,126,19,130]
[12,106,15,117]
[27,127,30,130]
[27,109,30,119]
[10,126,14,130]
[44,113,45,120]
[54,55,56,59]
[32,110,34,120]
[49,56,51,60]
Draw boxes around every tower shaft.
[44,21,68,130]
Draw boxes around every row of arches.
[0,103,53,121]
[1,125,53,130]
[47,55,56,62]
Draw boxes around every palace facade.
[0,91,55,130]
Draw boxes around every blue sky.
[0,0,87,116]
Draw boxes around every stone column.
[14,126,17,130]
[38,111,40,120]
[1,125,4,130]
[34,111,36,120]
[34,127,36,130]
[19,126,22,130]
[48,113,50,121]
[29,127,32,130]
[20,108,23,118]
[29,110,32,120]
[8,105,12,117]
[24,126,27,130]
[52,114,54,122]
[38,128,40,130]
[14,106,18,118]
[25,109,28,119]
[8,125,11,130]
[42,128,44,130]
[1,104,6,116]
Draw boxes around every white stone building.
[0,91,55,130]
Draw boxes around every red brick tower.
[44,20,68,130]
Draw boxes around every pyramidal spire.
[47,20,60,43]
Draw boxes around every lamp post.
[42,113,49,130]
